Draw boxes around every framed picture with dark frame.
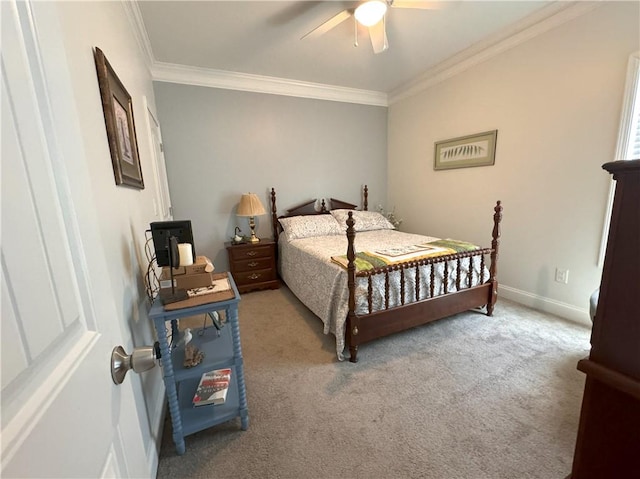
[94,47,144,189]
[434,130,498,171]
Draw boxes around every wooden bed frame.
[270,186,502,363]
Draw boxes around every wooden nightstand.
[225,240,279,294]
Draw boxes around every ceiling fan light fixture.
[354,1,388,27]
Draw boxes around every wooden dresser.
[225,239,279,294]
[569,159,640,478]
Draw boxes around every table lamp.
[237,193,267,243]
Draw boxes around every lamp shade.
[237,193,267,217]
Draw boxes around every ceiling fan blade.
[390,1,454,9]
[301,9,353,39]
[369,20,388,54]
[268,1,325,26]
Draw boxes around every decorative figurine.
[233,226,243,243]
[173,328,192,349]
[183,343,204,368]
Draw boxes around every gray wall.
[153,83,388,270]
[388,1,640,323]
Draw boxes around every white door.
[145,104,173,220]
[1,1,148,477]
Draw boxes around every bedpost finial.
[363,185,369,211]
[346,211,356,240]
[494,200,503,223]
[271,188,277,215]
[271,188,278,243]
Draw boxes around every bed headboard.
[270,185,368,243]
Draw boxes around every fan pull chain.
[354,17,358,47]
[383,15,388,51]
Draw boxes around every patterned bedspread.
[278,230,488,361]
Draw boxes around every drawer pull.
[248,273,261,280]
[246,251,257,257]
[248,261,259,267]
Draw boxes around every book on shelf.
[192,368,232,407]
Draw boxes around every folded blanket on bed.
[425,239,481,253]
[331,239,480,271]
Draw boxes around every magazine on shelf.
[192,368,232,407]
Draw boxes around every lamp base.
[248,217,260,243]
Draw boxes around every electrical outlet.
[555,268,569,284]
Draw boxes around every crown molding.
[125,0,599,108]
[125,0,386,106]
[388,1,602,104]
[151,62,388,106]
[121,0,155,71]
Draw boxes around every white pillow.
[278,214,343,241]
[330,209,395,232]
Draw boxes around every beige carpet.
[157,286,591,479]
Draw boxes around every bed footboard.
[345,200,502,363]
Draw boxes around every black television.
[150,220,196,267]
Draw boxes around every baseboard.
[500,284,591,327]
[146,381,167,477]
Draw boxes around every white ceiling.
[136,1,570,97]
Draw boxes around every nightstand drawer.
[227,244,272,261]
[233,257,273,273]
[233,268,276,286]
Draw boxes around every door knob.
[111,342,161,385]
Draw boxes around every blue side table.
[149,273,248,455]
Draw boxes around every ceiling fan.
[301,1,448,54]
